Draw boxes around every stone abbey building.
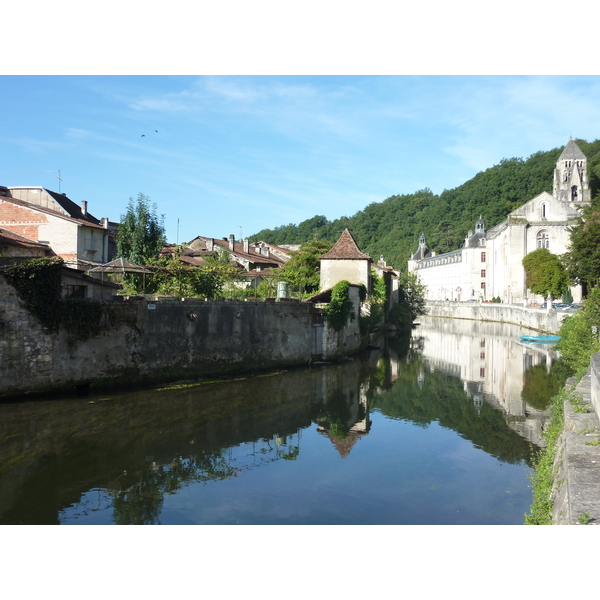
[408,137,591,304]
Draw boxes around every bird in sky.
[155,130,158,133]
[141,134,145,137]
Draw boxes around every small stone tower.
[553,137,591,205]
[475,215,485,235]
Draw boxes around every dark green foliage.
[325,280,353,331]
[555,303,600,377]
[563,207,600,290]
[147,246,236,299]
[315,389,357,441]
[116,193,166,265]
[397,272,427,323]
[522,248,569,298]
[562,288,573,304]
[250,141,600,270]
[276,239,333,296]
[2,257,121,341]
[2,258,64,331]
[521,360,571,410]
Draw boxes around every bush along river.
[0,316,569,525]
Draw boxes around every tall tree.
[522,248,569,298]
[563,208,600,291]
[117,193,166,265]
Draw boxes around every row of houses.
[0,184,398,302]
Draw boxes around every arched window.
[571,185,578,201]
[537,230,550,249]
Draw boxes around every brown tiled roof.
[242,267,276,276]
[0,227,52,249]
[320,229,371,260]
[0,196,105,229]
[212,239,285,266]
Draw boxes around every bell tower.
[553,137,591,206]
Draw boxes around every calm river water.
[0,317,566,525]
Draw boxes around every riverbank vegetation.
[525,290,600,524]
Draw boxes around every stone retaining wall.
[0,277,362,397]
[424,301,569,334]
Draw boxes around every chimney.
[81,200,88,215]
[101,217,109,229]
[229,234,235,251]
[243,238,249,253]
[262,246,270,258]
[206,238,214,252]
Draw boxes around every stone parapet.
[0,277,362,397]
[423,301,569,334]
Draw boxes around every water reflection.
[0,317,561,525]
[413,316,562,447]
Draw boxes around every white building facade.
[408,138,591,304]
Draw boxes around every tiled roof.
[559,137,586,161]
[0,196,106,229]
[0,227,53,249]
[320,229,370,260]
[44,188,101,225]
[212,239,285,266]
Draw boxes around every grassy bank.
[524,297,600,524]
[524,387,567,524]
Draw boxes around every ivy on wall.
[2,258,63,331]
[2,257,117,341]
[325,280,353,331]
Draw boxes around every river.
[0,316,567,525]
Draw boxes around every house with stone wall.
[0,227,55,263]
[0,186,116,270]
[319,229,372,292]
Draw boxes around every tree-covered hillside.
[250,139,600,270]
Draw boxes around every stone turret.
[553,137,591,205]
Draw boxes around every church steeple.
[411,232,430,260]
[475,215,485,235]
[553,137,591,205]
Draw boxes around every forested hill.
[249,138,600,270]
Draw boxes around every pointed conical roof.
[559,136,586,161]
[320,228,371,260]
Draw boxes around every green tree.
[522,248,569,298]
[117,193,166,265]
[555,309,600,376]
[563,209,600,291]
[147,246,236,299]
[276,239,333,296]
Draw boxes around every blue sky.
[3,75,600,245]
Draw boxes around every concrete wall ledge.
[552,371,600,525]
[424,301,569,334]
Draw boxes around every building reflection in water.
[0,316,559,524]
[411,315,560,447]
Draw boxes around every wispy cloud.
[12,136,69,153]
